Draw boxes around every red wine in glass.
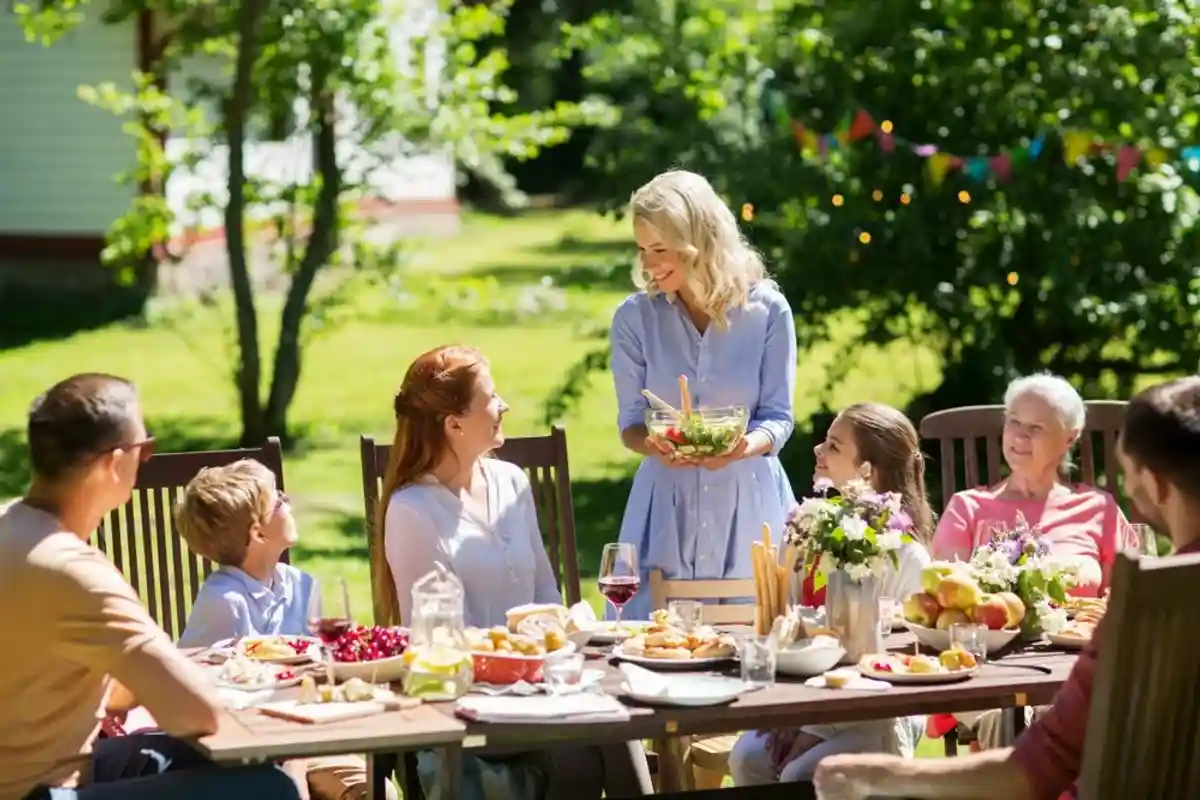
[310,617,352,645]
[599,542,639,624]
[598,576,640,608]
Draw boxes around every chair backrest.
[918,400,1127,509]
[94,437,287,640]
[1079,551,1200,798]
[360,426,582,613]
[649,569,756,625]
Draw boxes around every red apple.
[970,595,1010,631]
[902,592,941,628]
[996,592,1026,629]
[935,608,970,631]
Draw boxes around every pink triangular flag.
[1116,145,1141,183]
[989,153,1013,182]
[877,131,895,153]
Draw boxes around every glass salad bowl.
[645,405,749,457]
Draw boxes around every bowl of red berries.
[325,625,411,683]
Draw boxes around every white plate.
[217,675,304,692]
[216,636,321,665]
[611,646,734,670]
[620,675,747,707]
[1045,632,1090,650]
[589,623,652,645]
[904,622,1020,655]
[857,663,979,684]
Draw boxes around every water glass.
[543,652,585,694]
[668,599,703,632]
[878,596,899,637]
[1129,524,1161,558]
[949,622,988,665]
[739,636,776,689]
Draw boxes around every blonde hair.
[175,459,275,566]
[629,169,769,325]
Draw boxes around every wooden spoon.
[641,389,681,417]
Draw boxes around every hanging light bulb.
[1007,272,1019,286]
[859,232,872,244]
[872,189,883,201]
[958,190,971,204]
[741,203,754,221]
[832,194,845,207]
[881,120,894,133]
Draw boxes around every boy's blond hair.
[175,459,275,566]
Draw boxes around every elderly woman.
[928,372,1132,751]
[930,372,1131,597]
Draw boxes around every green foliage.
[571,0,1200,408]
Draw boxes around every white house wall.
[0,9,137,236]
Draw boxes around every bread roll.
[645,646,692,660]
[506,603,566,632]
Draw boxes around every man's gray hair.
[1003,372,1086,473]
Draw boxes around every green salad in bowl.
[645,405,749,457]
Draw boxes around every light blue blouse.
[610,282,798,621]
[178,563,318,647]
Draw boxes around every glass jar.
[403,566,474,700]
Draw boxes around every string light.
[1007,272,1019,286]
[881,120,894,133]
[832,194,845,207]
[871,189,883,201]
[741,203,754,222]
[858,232,872,244]
[900,193,912,205]
[957,190,971,204]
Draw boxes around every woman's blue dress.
[609,282,798,621]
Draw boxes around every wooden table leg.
[439,743,462,800]
[1012,705,1028,737]
[367,752,397,800]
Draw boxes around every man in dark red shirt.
[812,375,1200,800]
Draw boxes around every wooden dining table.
[192,634,1081,798]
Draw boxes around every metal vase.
[826,569,883,662]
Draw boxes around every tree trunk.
[226,0,270,446]
[263,73,341,440]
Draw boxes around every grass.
[0,208,942,620]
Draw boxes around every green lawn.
[0,208,941,619]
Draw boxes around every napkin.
[803,673,890,692]
[471,669,605,697]
[454,693,629,723]
[618,662,670,697]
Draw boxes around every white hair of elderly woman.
[1003,372,1086,473]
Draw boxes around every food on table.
[1055,620,1096,642]
[464,625,568,656]
[751,522,794,636]
[217,653,297,688]
[822,668,857,688]
[329,625,409,663]
[860,648,977,676]
[403,643,475,700]
[1060,595,1107,625]
[298,675,382,704]
[904,568,1024,632]
[242,636,314,660]
[620,609,737,660]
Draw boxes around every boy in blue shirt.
[177,459,395,800]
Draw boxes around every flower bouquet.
[968,513,1078,635]
[784,478,916,659]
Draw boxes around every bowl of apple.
[902,565,1023,655]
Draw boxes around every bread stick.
[751,542,767,634]
[678,375,692,418]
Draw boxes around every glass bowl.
[645,405,749,457]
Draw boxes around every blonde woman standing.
[610,170,797,620]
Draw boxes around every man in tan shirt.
[0,373,300,800]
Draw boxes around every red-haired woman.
[369,345,651,800]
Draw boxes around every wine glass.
[598,543,639,624]
[307,576,353,683]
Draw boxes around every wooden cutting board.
[257,697,416,724]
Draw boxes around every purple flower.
[813,477,835,494]
[887,509,913,532]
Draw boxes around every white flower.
[845,562,873,582]
[885,493,904,516]
[870,556,889,578]
[796,497,836,520]
[841,516,869,541]
[875,530,903,552]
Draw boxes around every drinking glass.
[949,622,988,665]
[598,543,639,624]
[668,599,703,633]
[739,635,776,689]
[307,576,353,683]
[878,596,899,637]
[1128,524,1161,558]
[543,652,586,694]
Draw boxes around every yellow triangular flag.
[1063,131,1091,165]
[927,153,952,186]
[1145,147,1169,169]
[802,129,819,153]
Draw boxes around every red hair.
[370,345,488,625]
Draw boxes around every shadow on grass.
[461,261,631,292]
[528,235,629,259]
[0,283,148,351]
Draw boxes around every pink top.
[930,485,1131,597]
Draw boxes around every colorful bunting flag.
[780,105,1200,190]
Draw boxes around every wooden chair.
[1079,551,1200,798]
[650,569,757,792]
[94,437,287,640]
[359,425,582,606]
[919,400,1128,505]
